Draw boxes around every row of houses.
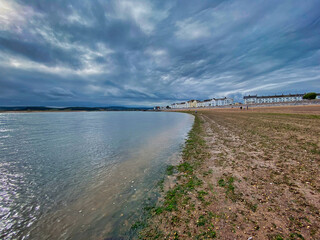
[154,93,320,110]
[243,93,320,104]
[171,97,233,109]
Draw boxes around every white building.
[243,95,258,104]
[170,97,233,109]
[196,98,233,107]
[214,97,233,106]
[197,101,205,108]
[243,93,320,104]
[186,100,198,108]
[197,99,212,107]
[171,102,187,109]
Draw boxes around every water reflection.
[0,112,193,239]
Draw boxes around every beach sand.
[139,105,320,239]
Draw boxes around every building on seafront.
[197,99,212,108]
[215,97,234,106]
[163,93,320,110]
[171,102,187,109]
[171,97,233,109]
[186,100,198,108]
[243,93,320,104]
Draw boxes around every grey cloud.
[1,0,320,106]
[47,88,75,98]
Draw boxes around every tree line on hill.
[0,106,152,112]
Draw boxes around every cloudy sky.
[1,0,320,106]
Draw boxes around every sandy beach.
[138,105,320,239]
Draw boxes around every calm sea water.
[0,111,194,239]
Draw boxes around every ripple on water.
[0,112,194,239]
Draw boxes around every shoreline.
[137,105,320,239]
[137,113,211,238]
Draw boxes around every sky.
[1,0,320,107]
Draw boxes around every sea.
[0,111,194,239]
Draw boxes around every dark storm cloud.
[1,0,320,106]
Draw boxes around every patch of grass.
[177,162,193,174]
[182,114,207,162]
[272,234,284,240]
[173,231,179,240]
[196,224,216,239]
[137,226,164,239]
[182,196,191,206]
[166,165,175,175]
[185,176,203,190]
[203,169,213,176]
[301,141,320,155]
[218,178,225,187]
[154,207,164,215]
[131,221,146,230]
[269,232,304,240]
[157,178,165,192]
[171,216,180,224]
[164,188,180,211]
[226,176,235,194]
[289,232,305,240]
[143,203,156,212]
[218,176,238,201]
[197,190,208,202]
[208,183,214,193]
[196,215,207,226]
[196,230,216,239]
[245,201,258,212]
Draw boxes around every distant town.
[154,92,320,110]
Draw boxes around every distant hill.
[0,106,153,112]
